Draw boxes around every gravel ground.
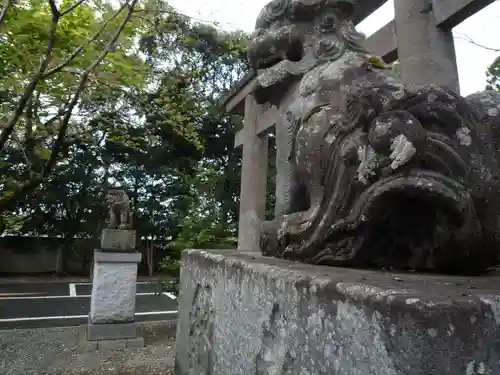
[0,321,176,375]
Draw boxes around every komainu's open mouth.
[248,23,305,70]
[247,28,314,104]
[346,170,475,269]
[351,170,471,230]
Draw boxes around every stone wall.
[176,249,500,375]
[0,236,71,274]
[0,236,164,275]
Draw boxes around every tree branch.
[43,0,139,175]
[0,8,60,151]
[42,111,64,128]
[0,0,138,213]
[455,34,500,53]
[0,177,45,212]
[0,0,12,26]
[43,1,129,78]
[16,137,34,170]
[60,0,87,16]
[47,0,59,17]
[23,94,36,169]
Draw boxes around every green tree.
[0,0,144,211]
[486,56,500,91]
[1,0,250,275]
[137,5,250,274]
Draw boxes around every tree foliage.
[0,0,146,210]
[487,56,500,91]
[0,0,249,274]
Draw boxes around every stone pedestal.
[86,249,143,345]
[101,229,136,251]
[175,249,500,375]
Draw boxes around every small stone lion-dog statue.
[106,189,133,230]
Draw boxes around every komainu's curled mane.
[250,0,500,274]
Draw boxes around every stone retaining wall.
[176,249,500,375]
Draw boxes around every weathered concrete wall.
[175,249,500,375]
[0,236,159,275]
[0,237,72,274]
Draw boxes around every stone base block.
[101,229,136,251]
[87,321,138,341]
[90,251,141,324]
[79,324,144,352]
[175,249,500,375]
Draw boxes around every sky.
[165,0,500,96]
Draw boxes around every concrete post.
[394,0,460,92]
[237,94,269,252]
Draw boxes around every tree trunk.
[147,238,154,277]
[55,235,74,276]
[222,152,239,223]
[55,246,65,276]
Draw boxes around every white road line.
[0,310,178,323]
[135,310,177,316]
[72,281,153,286]
[69,283,76,297]
[0,292,173,300]
[163,292,177,300]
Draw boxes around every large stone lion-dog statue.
[250,0,500,274]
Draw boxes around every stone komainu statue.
[106,189,133,230]
[250,0,500,274]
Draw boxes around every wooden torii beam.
[222,0,495,252]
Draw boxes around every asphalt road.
[0,281,178,330]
